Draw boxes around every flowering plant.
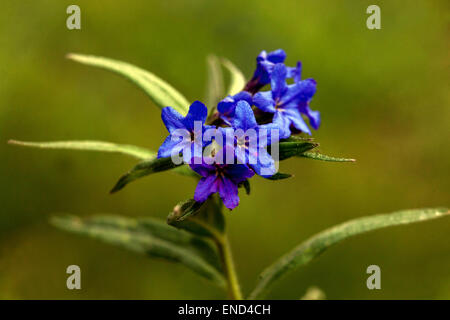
[9,50,449,299]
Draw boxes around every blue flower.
[190,148,254,210]
[244,49,287,93]
[287,61,302,83]
[158,101,215,163]
[217,91,252,125]
[221,100,278,177]
[253,63,320,138]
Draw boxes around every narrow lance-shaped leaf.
[206,55,224,114]
[249,207,449,299]
[67,53,190,115]
[277,141,318,161]
[221,58,246,96]
[110,157,182,193]
[9,139,197,179]
[8,139,155,160]
[264,172,292,181]
[51,214,225,287]
[300,151,356,162]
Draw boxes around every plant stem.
[216,235,243,300]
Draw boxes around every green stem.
[216,235,243,300]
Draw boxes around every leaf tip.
[65,53,77,60]
[7,139,18,145]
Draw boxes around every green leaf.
[51,214,225,287]
[67,53,190,115]
[8,139,155,160]
[278,141,318,161]
[206,55,224,113]
[249,207,450,299]
[300,152,356,162]
[221,58,246,96]
[110,157,181,193]
[9,139,198,180]
[264,172,293,180]
[168,197,225,238]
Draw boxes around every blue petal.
[253,91,276,113]
[157,135,186,158]
[258,123,281,146]
[285,109,311,135]
[232,100,258,130]
[189,160,215,177]
[258,49,287,64]
[161,107,185,133]
[272,111,292,139]
[225,164,255,182]
[233,91,253,105]
[252,49,287,86]
[251,149,276,177]
[183,101,208,131]
[218,91,252,124]
[270,63,288,99]
[287,61,302,82]
[217,96,235,115]
[302,106,321,130]
[218,176,239,210]
[280,79,316,110]
[194,175,218,202]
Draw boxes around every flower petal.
[225,164,255,182]
[217,96,235,115]
[272,111,292,139]
[302,105,321,130]
[233,91,253,105]
[161,107,185,133]
[189,158,216,177]
[157,135,186,158]
[194,175,219,203]
[218,176,239,210]
[251,149,276,177]
[183,101,208,131]
[253,91,276,113]
[287,61,302,82]
[258,49,287,64]
[270,63,288,99]
[232,100,258,131]
[285,109,312,135]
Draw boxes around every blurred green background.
[0,0,449,299]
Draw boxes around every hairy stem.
[216,235,243,300]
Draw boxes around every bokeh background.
[0,0,449,299]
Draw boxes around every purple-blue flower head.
[244,49,287,94]
[221,100,278,177]
[253,63,320,138]
[158,101,215,163]
[217,91,252,125]
[190,148,254,210]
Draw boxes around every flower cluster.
[157,49,320,210]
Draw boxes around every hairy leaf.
[221,58,246,96]
[67,53,190,115]
[300,152,356,162]
[278,141,318,161]
[8,139,155,160]
[249,207,449,299]
[51,214,225,286]
[206,55,224,113]
[9,139,198,180]
[110,157,182,193]
[264,172,293,180]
